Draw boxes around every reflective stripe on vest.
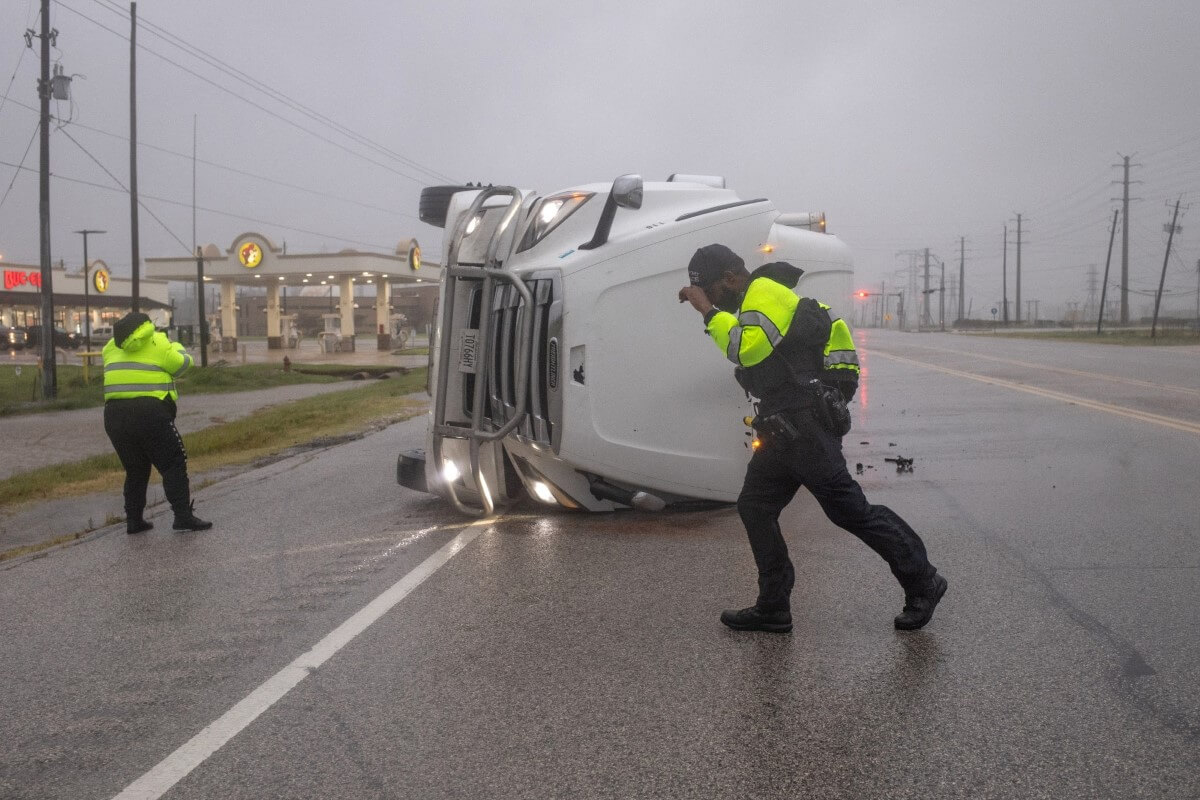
[105,361,169,374]
[104,382,177,395]
[726,326,743,364]
[738,310,784,347]
[173,353,193,376]
[825,350,860,367]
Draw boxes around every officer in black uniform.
[678,244,946,633]
[102,311,211,533]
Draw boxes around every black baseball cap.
[687,243,744,288]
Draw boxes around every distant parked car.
[23,325,81,350]
[89,325,114,345]
[1,325,29,351]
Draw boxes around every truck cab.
[400,175,853,515]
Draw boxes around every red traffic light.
[855,291,869,299]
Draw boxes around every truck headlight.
[531,481,557,504]
[517,192,593,252]
[442,460,461,483]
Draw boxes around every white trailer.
[398,175,853,515]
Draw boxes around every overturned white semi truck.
[397,175,853,515]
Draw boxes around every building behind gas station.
[1,260,170,333]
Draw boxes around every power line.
[0,0,39,121]
[0,120,39,211]
[53,0,451,188]
[89,0,455,185]
[57,125,193,255]
[1,92,417,220]
[0,154,397,252]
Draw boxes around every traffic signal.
[855,290,869,299]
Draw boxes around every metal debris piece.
[884,456,915,473]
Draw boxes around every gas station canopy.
[145,232,438,350]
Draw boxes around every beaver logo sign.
[238,242,263,268]
[93,267,110,293]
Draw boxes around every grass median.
[0,362,402,416]
[986,328,1199,345]
[0,368,428,512]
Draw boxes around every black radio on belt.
[750,412,802,444]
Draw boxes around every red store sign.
[4,269,43,290]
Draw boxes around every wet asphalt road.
[1,330,1197,799]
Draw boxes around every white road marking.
[891,341,1200,397]
[111,520,490,800]
[870,350,1200,436]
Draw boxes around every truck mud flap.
[397,448,428,493]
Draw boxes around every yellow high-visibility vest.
[102,321,193,402]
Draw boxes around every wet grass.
[986,328,1200,345]
[0,362,399,416]
[0,368,427,513]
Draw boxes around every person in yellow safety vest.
[678,244,945,633]
[102,311,212,533]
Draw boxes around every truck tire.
[419,185,476,228]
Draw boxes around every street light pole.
[75,229,105,351]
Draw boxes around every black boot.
[720,606,793,633]
[894,574,948,631]
[126,518,153,534]
[173,500,212,532]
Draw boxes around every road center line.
[111,521,489,800]
[895,341,1200,397]
[869,349,1200,437]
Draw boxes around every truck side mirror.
[611,174,643,209]
[579,174,643,250]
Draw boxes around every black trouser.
[737,408,936,612]
[103,396,191,521]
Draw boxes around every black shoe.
[126,519,153,534]
[720,606,793,633]
[173,501,212,532]
[894,574,948,631]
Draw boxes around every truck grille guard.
[431,186,535,517]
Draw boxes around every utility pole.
[30,0,58,398]
[1151,199,1185,339]
[1002,225,1009,324]
[1015,213,1023,324]
[939,257,946,331]
[1097,209,1119,335]
[129,1,141,313]
[958,236,965,324]
[1084,264,1098,322]
[923,248,931,328]
[1113,153,1142,325]
[75,229,105,351]
[195,247,208,366]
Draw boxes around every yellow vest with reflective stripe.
[824,317,860,381]
[706,277,799,367]
[102,321,193,402]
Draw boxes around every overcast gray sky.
[2,0,1198,320]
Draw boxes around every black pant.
[103,397,191,520]
[737,408,936,611]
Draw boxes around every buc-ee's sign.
[4,269,42,291]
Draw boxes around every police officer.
[103,311,212,533]
[678,244,946,633]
